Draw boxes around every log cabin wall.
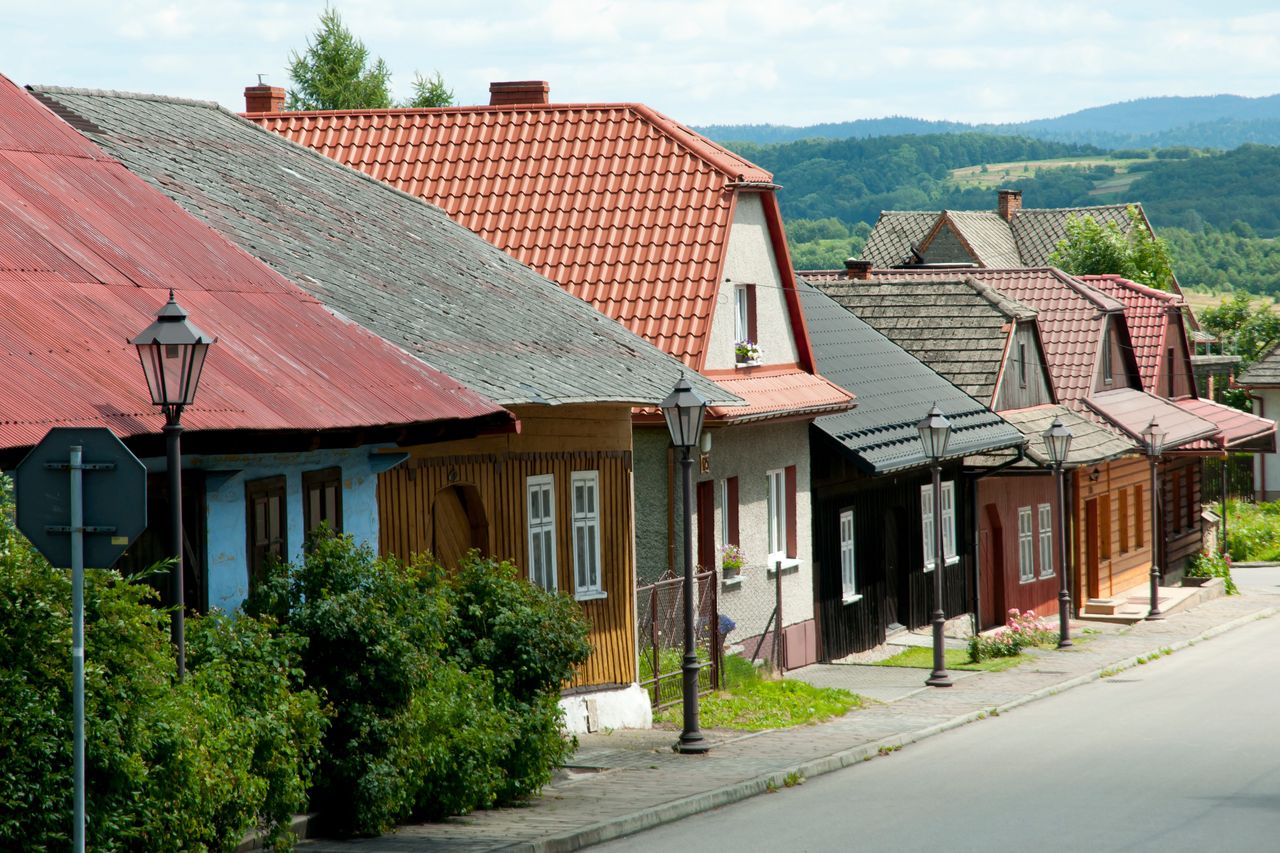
[1162,456,1203,574]
[811,432,970,660]
[1072,455,1151,601]
[976,472,1061,630]
[378,403,637,690]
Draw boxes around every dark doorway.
[882,506,908,629]
[116,470,207,614]
[432,484,489,568]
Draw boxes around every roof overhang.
[1170,397,1276,454]
[967,404,1139,469]
[1085,388,1219,451]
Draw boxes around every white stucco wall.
[703,192,801,371]
[1256,389,1280,499]
[698,420,813,645]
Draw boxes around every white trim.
[839,508,856,602]
[1037,503,1054,579]
[526,473,557,592]
[570,470,603,597]
[920,480,959,571]
[766,468,786,562]
[735,285,749,343]
[720,478,730,548]
[1018,505,1035,584]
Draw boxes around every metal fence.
[1200,454,1255,505]
[636,570,721,709]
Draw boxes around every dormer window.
[734,284,759,365]
[1101,325,1113,385]
[1018,342,1027,389]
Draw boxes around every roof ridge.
[1079,274,1183,304]
[30,84,221,110]
[961,276,1038,320]
[246,101,654,119]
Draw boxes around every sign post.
[16,428,147,853]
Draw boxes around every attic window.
[1101,326,1113,385]
[733,284,758,365]
[1019,342,1027,388]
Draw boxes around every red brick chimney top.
[489,81,550,107]
[997,189,1022,222]
[244,84,285,114]
[844,258,872,280]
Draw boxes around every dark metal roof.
[0,75,512,455]
[29,85,736,409]
[798,280,1025,474]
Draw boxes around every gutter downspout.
[964,445,1028,636]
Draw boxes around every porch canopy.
[1085,388,1218,451]
[1171,398,1276,454]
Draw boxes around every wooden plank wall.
[377,404,637,689]
[977,473,1061,629]
[1073,455,1152,600]
[1163,456,1203,572]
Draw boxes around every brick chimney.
[844,258,872,280]
[244,84,285,114]
[997,189,1022,222]
[489,81,550,106]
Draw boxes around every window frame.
[570,470,604,600]
[245,475,287,594]
[1018,506,1035,583]
[839,508,859,603]
[766,468,786,562]
[302,466,343,540]
[526,474,557,593]
[1037,502,1054,579]
[920,480,959,571]
[1101,324,1114,385]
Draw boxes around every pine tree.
[286,6,393,111]
[405,71,455,108]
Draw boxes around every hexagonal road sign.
[15,428,147,568]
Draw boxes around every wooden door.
[432,484,489,568]
[978,504,1004,630]
[1085,498,1100,600]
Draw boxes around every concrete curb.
[518,605,1279,853]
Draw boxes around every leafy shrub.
[1186,549,1238,595]
[969,609,1057,661]
[1223,499,1280,562]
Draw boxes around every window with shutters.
[571,471,603,599]
[1135,484,1145,548]
[1018,506,1035,583]
[920,480,958,571]
[766,468,786,561]
[1183,469,1195,531]
[246,476,287,593]
[1119,487,1129,553]
[839,509,858,602]
[302,467,343,541]
[1038,503,1054,579]
[526,474,557,592]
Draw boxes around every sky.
[3,1,1280,127]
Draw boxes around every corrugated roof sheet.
[30,86,734,408]
[0,75,511,451]
[1080,274,1184,394]
[1174,398,1276,452]
[1085,388,1218,450]
[797,280,1024,474]
[246,102,775,367]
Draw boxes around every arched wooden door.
[431,484,489,568]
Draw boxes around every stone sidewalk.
[299,592,1277,853]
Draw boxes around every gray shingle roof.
[1239,341,1280,387]
[803,274,1036,405]
[30,86,736,409]
[968,404,1137,468]
[862,203,1142,269]
[798,280,1025,474]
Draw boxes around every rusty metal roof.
[244,101,777,368]
[0,75,511,454]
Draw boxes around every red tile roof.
[1080,274,1183,394]
[1174,398,1276,453]
[0,76,510,452]
[1085,388,1218,450]
[704,367,853,424]
[247,102,777,368]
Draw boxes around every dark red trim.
[746,283,758,345]
[758,190,816,374]
[697,479,715,571]
[785,464,797,559]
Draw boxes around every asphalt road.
[594,590,1280,853]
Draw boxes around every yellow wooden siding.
[376,404,637,689]
[1073,455,1152,599]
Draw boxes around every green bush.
[1186,549,1239,595]
[0,474,322,851]
[969,609,1057,661]
[1223,499,1280,562]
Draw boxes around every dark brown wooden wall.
[377,404,637,689]
[1163,456,1202,572]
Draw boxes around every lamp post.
[1143,417,1166,621]
[131,291,214,679]
[661,375,710,753]
[1042,417,1074,648]
[917,404,952,688]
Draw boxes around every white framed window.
[526,474,557,592]
[571,471,603,599]
[735,286,749,343]
[1018,506,1035,583]
[766,468,786,560]
[839,509,858,602]
[920,480,958,571]
[720,478,730,546]
[1038,503,1054,579]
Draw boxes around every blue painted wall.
[147,446,389,612]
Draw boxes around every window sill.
[735,360,763,369]
[766,557,802,578]
[841,592,863,605]
[721,575,744,590]
[575,590,608,602]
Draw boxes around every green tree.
[287,6,393,110]
[1049,205,1176,291]
[1200,292,1280,366]
[404,70,455,108]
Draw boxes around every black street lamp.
[1143,417,1166,621]
[661,375,710,754]
[917,403,952,688]
[131,291,215,679]
[1042,417,1074,648]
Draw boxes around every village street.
[593,566,1280,853]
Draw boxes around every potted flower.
[735,339,762,366]
[720,544,745,576]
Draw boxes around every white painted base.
[559,683,653,734]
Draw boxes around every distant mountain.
[698,94,1280,150]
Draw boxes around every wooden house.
[31,84,734,732]
[796,281,1025,658]
[243,80,856,668]
[0,75,511,618]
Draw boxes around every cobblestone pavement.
[298,591,1276,853]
